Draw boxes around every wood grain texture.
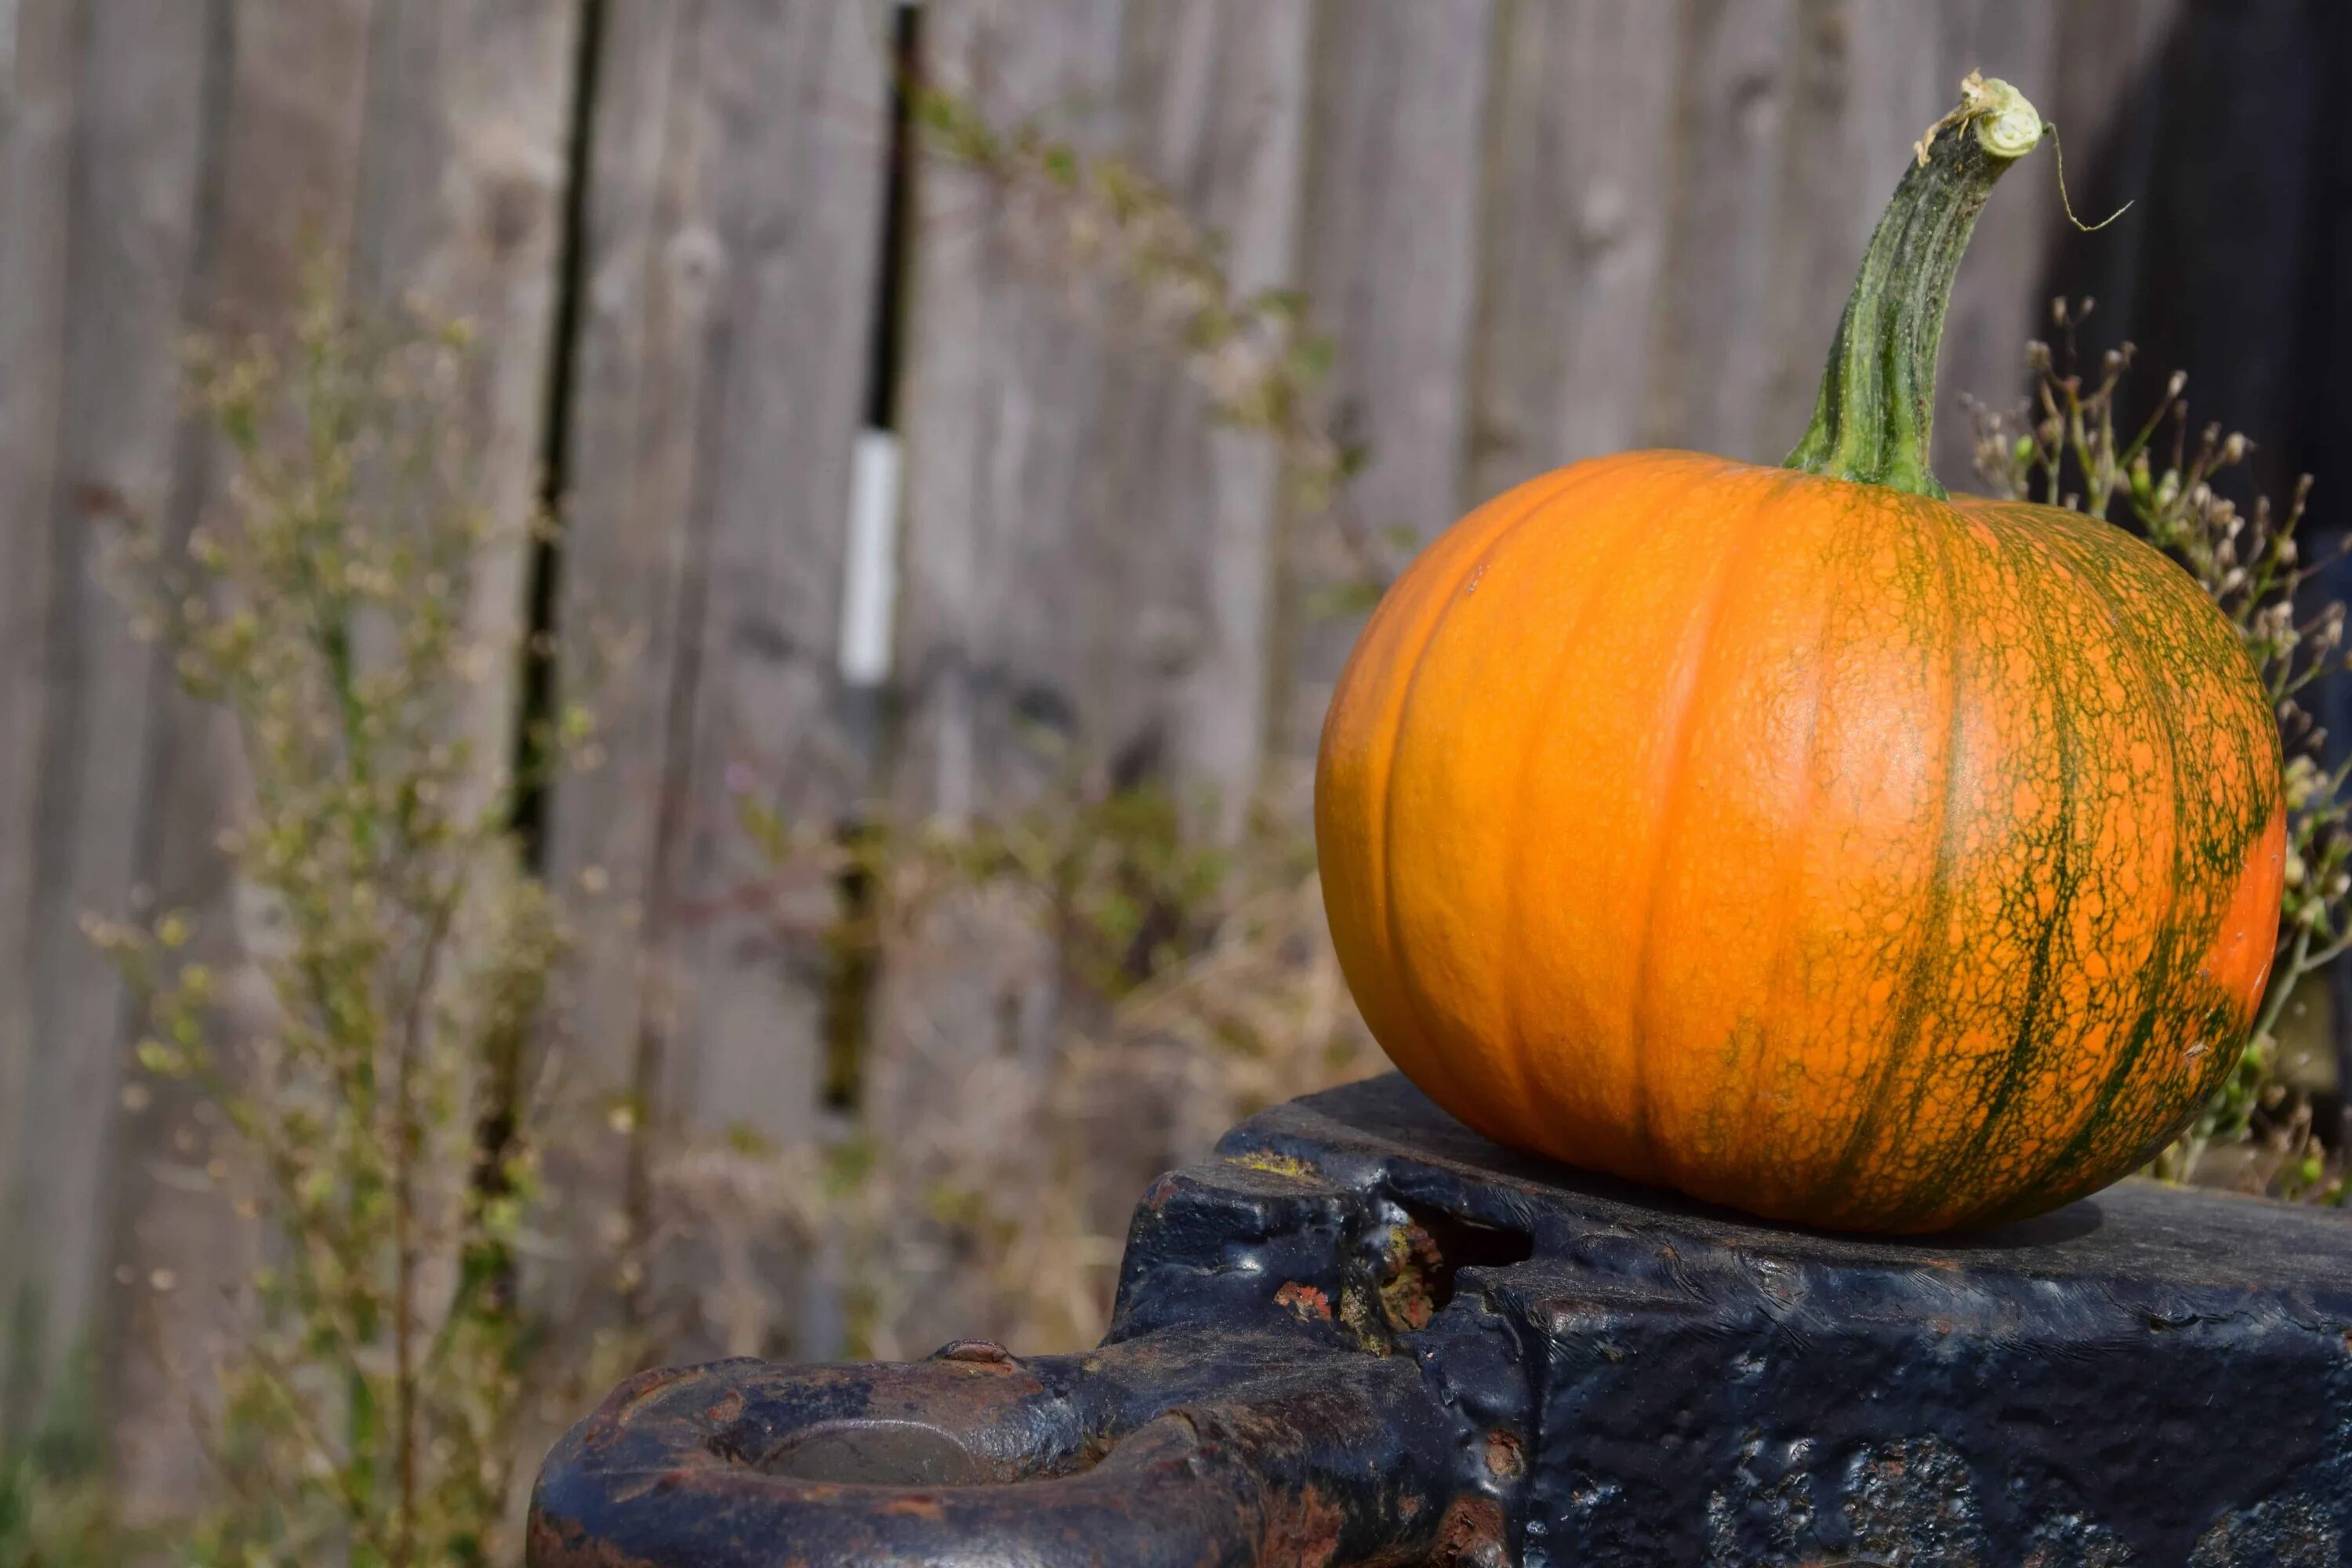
[654,0,891,1148]
[543,0,891,1175]
[352,0,578,815]
[0,0,217,1445]
[1465,0,1678,503]
[1638,0,1800,463]
[0,0,86,1443]
[1278,0,1494,765]
[896,0,1310,826]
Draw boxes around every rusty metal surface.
[532,1074,2352,1566]
[527,1327,1504,1567]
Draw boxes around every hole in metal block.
[1379,1199,1535,1330]
[755,1420,992,1486]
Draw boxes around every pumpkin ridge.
[2002,517,2194,1211]
[1370,459,1636,1141]
[1723,498,1850,1197]
[1890,513,2100,1227]
[1492,460,1709,1162]
[1486,453,1750,1166]
[1624,468,1810,1187]
[1803,492,1970,1217]
[1987,510,2254,1212]
[2049,521,2264,1074]
[1327,463,1594,1130]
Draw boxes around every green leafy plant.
[90,264,581,1566]
[1969,299,2350,1200]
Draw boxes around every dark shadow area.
[1388,1195,1536,1314]
[2033,1,2351,517]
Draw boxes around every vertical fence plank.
[896,0,1123,825]
[654,0,890,1150]
[541,0,702,1169]
[894,0,1134,822]
[1638,0,1800,463]
[542,0,891,1341]
[0,0,218,1448]
[100,0,374,1512]
[898,0,1309,824]
[1463,0,1680,500]
[1140,0,1314,827]
[85,0,580,1515]
[1279,0,1494,764]
[0,0,86,1443]
[880,0,1312,1352]
[351,0,579,809]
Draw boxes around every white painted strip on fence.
[839,426,902,687]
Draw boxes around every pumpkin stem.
[1785,74,2045,499]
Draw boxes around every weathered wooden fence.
[4,0,2343,1511]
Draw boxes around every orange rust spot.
[1485,1428,1526,1479]
[934,1339,1022,1372]
[1261,1485,1347,1568]
[1274,1281,1333,1321]
[608,1363,705,1427]
[526,1508,667,1568]
[1432,1494,1507,1565]
[878,1495,945,1520]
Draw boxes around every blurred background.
[3,0,2350,1557]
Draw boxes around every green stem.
[1785,74,2046,499]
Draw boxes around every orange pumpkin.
[1314,77,2284,1232]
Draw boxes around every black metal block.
[531,1074,2352,1566]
